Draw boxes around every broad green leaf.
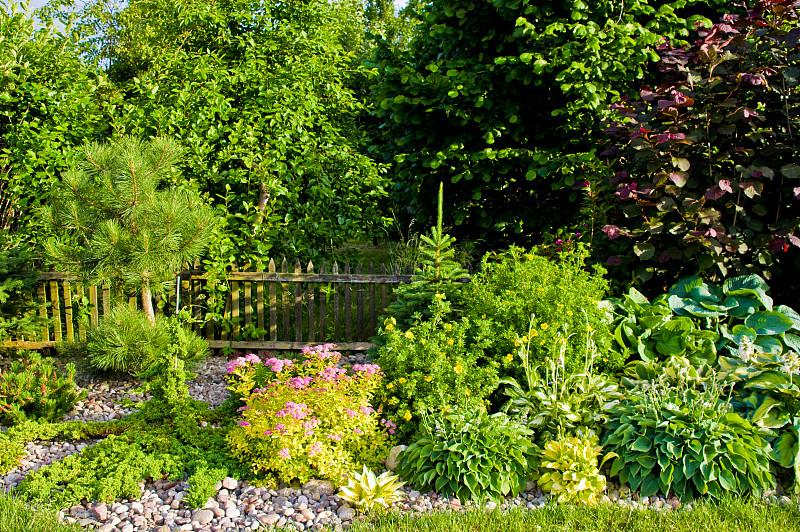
[631,436,652,452]
[778,305,800,330]
[670,276,705,299]
[745,311,793,335]
[772,431,798,468]
[724,275,772,310]
[634,242,656,260]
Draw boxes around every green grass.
[347,496,800,532]
[0,493,83,532]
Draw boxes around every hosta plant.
[396,405,536,502]
[718,338,800,493]
[604,370,774,500]
[536,431,615,505]
[0,351,86,425]
[339,466,405,511]
[602,287,718,366]
[500,314,622,446]
[226,344,392,484]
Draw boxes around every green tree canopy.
[369,0,729,249]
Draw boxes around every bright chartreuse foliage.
[535,431,614,505]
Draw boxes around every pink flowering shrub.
[225,344,393,484]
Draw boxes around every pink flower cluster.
[307,441,323,456]
[381,418,397,435]
[352,363,381,376]
[301,343,338,358]
[226,353,263,373]
[288,376,314,389]
[275,401,309,419]
[265,357,294,372]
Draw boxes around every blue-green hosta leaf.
[727,296,762,318]
[730,325,758,343]
[772,431,799,468]
[778,305,800,331]
[656,334,685,356]
[755,337,783,355]
[784,333,800,353]
[690,282,725,303]
[668,295,723,317]
[723,275,772,310]
[699,296,738,312]
[745,311,793,335]
[670,276,705,299]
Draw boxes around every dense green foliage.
[369,0,728,248]
[0,351,86,425]
[0,236,48,346]
[0,2,112,244]
[374,296,498,443]
[605,365,774,500]
[85,305,208,374]
[397,405,535,502]
[464,245,615,379]
[601,1,800,293]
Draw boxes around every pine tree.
[382,182,469,330]
[43,136,218,324]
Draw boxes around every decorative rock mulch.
[1,353,797,531]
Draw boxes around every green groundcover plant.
[226,344,392,485]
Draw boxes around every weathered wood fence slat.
[3,260,420,352]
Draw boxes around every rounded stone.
[192,509,215,526]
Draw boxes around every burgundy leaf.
[705,186,726,200]
[794,186,800,199]
[602,225,621,240]
[607,255,623,266]
[658,252,672,263]
[719,180,733,193]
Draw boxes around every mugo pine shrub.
[0,351,86,425]
[226,344,392,484]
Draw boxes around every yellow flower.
[465,388,471,396]
[385,324,394,331]
[403,410,412,421]
[504,354,514,363]
[531,330,539,337]
[404,331,414,339]
[446,338,454,345]
[386,383,393,390]
[424,376,433,382]
[444,323,452,331]
[514,340,521,347]
[398,377,407,384]
[566,311,573,316]
[541,323,549,330]
[454,362,463,374]
[482,314,486,319]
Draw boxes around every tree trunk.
[142,281,155,325]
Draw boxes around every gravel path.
[0,354,795,531]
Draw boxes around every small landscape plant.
[225,344,392,484]
[536,430,615,505]
[0,351,86,425]
[339,466,405,511]
[501,314,622,446]
[396,405,536,503]
[604,366,774,500]
[374,295,498,443]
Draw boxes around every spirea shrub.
[225,344,392,485]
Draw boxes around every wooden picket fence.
[3,259,418,352]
